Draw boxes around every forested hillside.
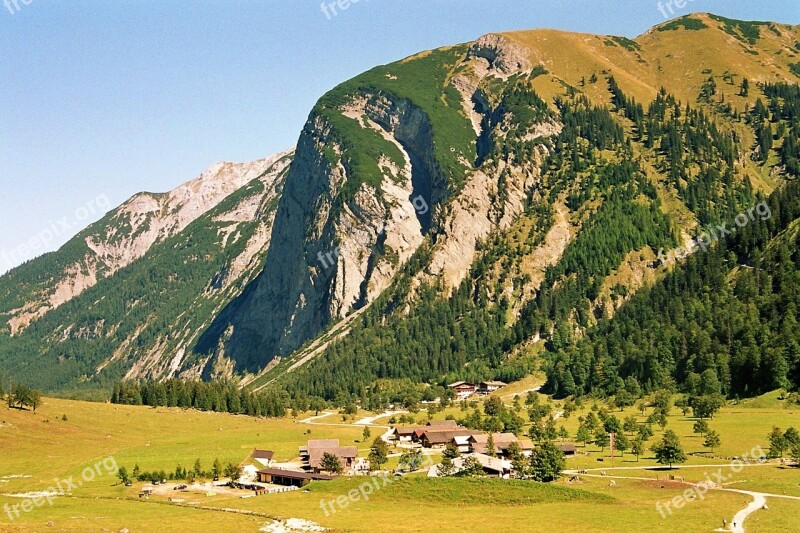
[272,77,799,407]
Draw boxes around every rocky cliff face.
[199,33,562,374]
[198,94,440,370]
[87,154,291,274]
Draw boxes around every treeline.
[117,458,242,485]
[110,379,288,418]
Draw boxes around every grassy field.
[2,392,800,532]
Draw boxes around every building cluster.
[391,420,535,457]
[447,380,507,399]
[253,416,577,487]
[255,439,362,488]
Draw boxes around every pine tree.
[486,433,496,457]
[529,441,565,482]
[368,437,389,472]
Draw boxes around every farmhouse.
[420,428,473,448]
[448,381,477,398]
[392,426,425,442]
[299,439,340,458]
[257,468,333,487]
[452,433,480,453]
[300,439,358,473]
[428,453,511,478]
[469,433,534,457]
[477,381,507,395]
[469,453,512,477]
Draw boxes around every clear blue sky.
[0,0,797,273]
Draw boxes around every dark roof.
[252,449,274,460]
[427,420,458,428]
[394,425,427,436]
[422,429,474,445]
[557,443,577,453]
[258,468,333,481]
[308,446,358,469]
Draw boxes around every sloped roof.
[422,429,475,445]
[252,449,274,460]
[308,446,358,469]
[427,420,459,428]
[393,425,427,436]
[469,433,526,453]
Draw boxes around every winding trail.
[728,491,766,533]
[565,465,800,532]
[354,410,408,426]
[298,410,404,431]
[298,411,337,424]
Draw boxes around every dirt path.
[567,466,800,533]
[298,411,337,424]
[728,491,766,533]
[354,410,407,426]
[500,386,541,399]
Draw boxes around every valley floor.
[2,391,800,532]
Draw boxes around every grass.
[3,392,800,531]
[0,397,362,489]
[749,496,800,532]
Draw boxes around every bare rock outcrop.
[467,33,532,76]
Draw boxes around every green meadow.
[1,391,800,532]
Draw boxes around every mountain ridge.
[1,13,799,402]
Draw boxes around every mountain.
[2,13,799,401]
[0,151,293,393]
